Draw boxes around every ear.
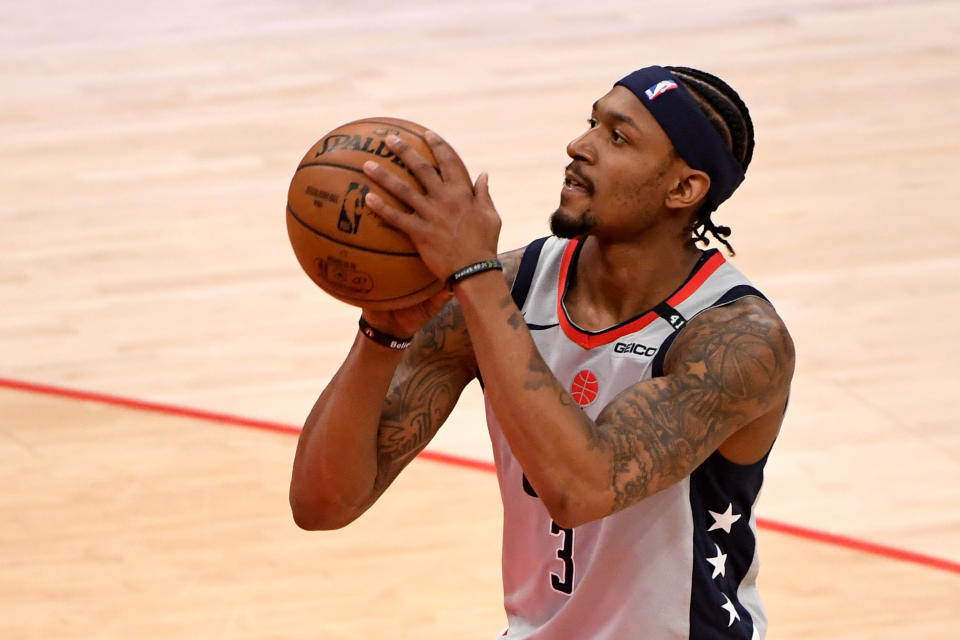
[665,169,710,211]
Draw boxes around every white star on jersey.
[708,503,742,534]
[720,593,741,627]
[706,543,727,579]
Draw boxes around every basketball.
[286,117,445,310]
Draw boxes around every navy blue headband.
[615,66,744,212]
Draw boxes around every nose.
[566,129,594,163]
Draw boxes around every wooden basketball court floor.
[2,1,958,637]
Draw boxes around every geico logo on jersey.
[613,342,658,357]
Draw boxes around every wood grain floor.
[3,387,958,639]
[2,0,959,637]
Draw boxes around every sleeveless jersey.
[485,236,772,639]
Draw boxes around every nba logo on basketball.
[570,369,599,406]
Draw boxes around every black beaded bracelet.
[446,259,503,290]
[358,316,413,350]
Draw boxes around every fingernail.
[365,192,382,207]
[363,160,378,173]
[386,135,401,147]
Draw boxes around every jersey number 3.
[550,521,574,594]
[524,473,575,594]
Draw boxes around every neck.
[564,233,703,331]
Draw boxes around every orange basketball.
[286,117,445,310]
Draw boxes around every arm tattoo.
[507,310,525,331]
[595,301,794,512]
[499,292,526,331]
[370,246,528,493]
[418,299,461,353]
[374,356,466,490]
[524,348,554,391]
[372,302,474,492]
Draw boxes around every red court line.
[755,517,960,575]
[1,376,301,436]
[2,375,957,576]
[0,377,494,471]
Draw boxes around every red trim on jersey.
[556,238,727,349]
[665,251,726,307]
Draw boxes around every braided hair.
[665,66,755,255]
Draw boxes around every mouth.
[563,166,593,196]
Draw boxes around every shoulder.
[498,245,526,289]
[498,235,559,290]
[665,296,795,404]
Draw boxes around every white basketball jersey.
[485,236,772,639]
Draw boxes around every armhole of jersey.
[712,283,769,307]
[478,236,550,390]
[651,284,768,378]
[510,236,549,310]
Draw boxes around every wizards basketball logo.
[570,369,599,406]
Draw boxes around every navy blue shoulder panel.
[712,284,768,307]
[510,236,549,310]
[651,285,767,378]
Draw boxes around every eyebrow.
[591,100,640,130]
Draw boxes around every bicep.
[593,299,794,512]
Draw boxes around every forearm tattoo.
[502,293,526,331]
[371,250,524,492]
[375,357,466,491]
[373,303,472,491]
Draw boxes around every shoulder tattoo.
[595,299,795,511]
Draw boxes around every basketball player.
[289,65,795,639]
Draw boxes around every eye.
[588,118,598,128]
[611,130,626,144]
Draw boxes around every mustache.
[565,162,594,194]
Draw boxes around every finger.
[364,191,428,237]
[474,172,492,204]
[424,130,472,187]
[473,172,503,235]
[384,135,444,191]
[362,160,430,213]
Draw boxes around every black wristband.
[446,259,503,290]
[358,316,413,350]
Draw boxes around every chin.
[550,207,596,239]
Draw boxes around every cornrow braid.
[666,66,755,256]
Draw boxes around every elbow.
[290,504,340,531]
[546,509,584,530]
[539,484,609,530]
[289,484,360,531]
[545,500,595,530]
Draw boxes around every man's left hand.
[361,131,501,282]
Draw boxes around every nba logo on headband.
[645,79,678,101]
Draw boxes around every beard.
[550,207,598,238]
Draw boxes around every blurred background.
[2,1,958,637]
